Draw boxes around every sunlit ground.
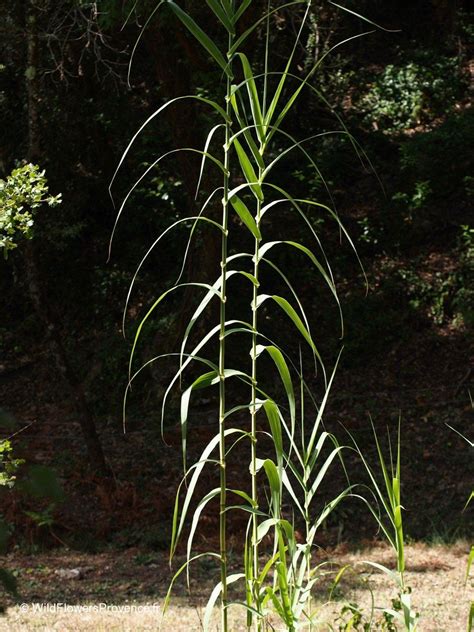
[1,541,471,631]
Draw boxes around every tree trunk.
[26,1,41,162]
[23,243,112,477]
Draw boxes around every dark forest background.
[0,1,472,552]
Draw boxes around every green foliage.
[336,599,398,631]
[0,440,25,489]
[23,507,55,529]
[453,225,474,327]
[398,108,474,200]
[361,54,467,132]
[389,225,474,328]
[392,181,431,218]
[457,10,474,43]
[0,164,61,258]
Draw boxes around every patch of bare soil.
[0,541,472,630]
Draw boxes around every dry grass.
[317,540,472,631]
[0,541,472,631]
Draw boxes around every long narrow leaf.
[229,2,306,56]
[263,399,283,470]
[329,1,400,32]
[237,53,264,142]
[109,147,226,260]
[124,212,224,335]
[203,573,245,631]
[109,94,229,200]
[234,0,252,22]
[233,138,263,200]
[171,428,243,558]
[230,195,261,239]
[257,294,319,358]
[205,0,235,34]
[167,1,231,76]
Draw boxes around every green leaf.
[262,400,283,469]
[204,573,244,631]
[257,345,295,426]
[256,517,278,542]
[219,0,232,14]
[259,240,340,331]
[161,318,251,431]
[229,90,265,170]
[128,1,166,85]
[234,0,252,22]
[465,491,474,512]
[328,1,400,32]
[196,124,225,198]
[263,458,281,517]
[230,195,261,239]
[162,552,221,618]
[281,469,304,518]
[124,212,224,335]
[110,94,230,220]
[110,147,226,262]
[258,294,319,358]
[237,53,264,142]
[170,428,244,558]
[181,370,246,460]
[167,2,231,76]
[266,585,286,621]
[179,271,238,378]
[266,31,374,143]
[306,352,343,460]
[229,2,305,56]
[205,0,235,34]
[307,444,344,505]
[187,488,221,571]
[129,282,217,379]
[266,185,367,300]
[275,528,293,626]
[264,1,311,128]
[233,138,263,201]
[238,271,259,287]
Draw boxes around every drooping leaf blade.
[258,294,318,357]
[262,399,283,469]
[233,138,263,201]
[167,1,232,76]
[230,195,261,239]
[257,345,295,426]
[205,0,235,34]
[238,53,265,142]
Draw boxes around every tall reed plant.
[110,2,392,629]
